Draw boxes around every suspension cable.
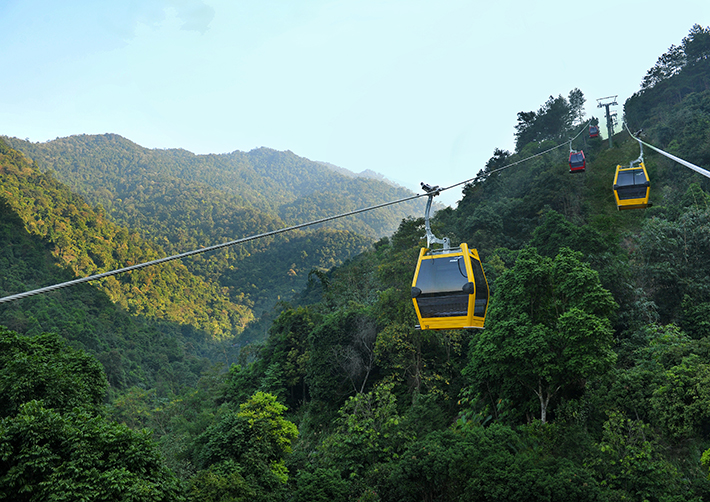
[623,122,710,179]
[0,122,593,304]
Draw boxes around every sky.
[2,1,709,207]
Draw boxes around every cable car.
[613,161,651,210]
[412,243,489,329]
[411,183,489,330]
[569,150,586,173]
[589,124,600,138]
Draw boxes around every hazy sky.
[2,1,708,206]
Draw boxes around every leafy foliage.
[188,392,298,502]
[514,89,585,152]
[466,248,617,423]
[0,327,107,417]
[585,411,694,501]
[0,401,184,502]
[0,327,185,502]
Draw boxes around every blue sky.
[2,1,709,206]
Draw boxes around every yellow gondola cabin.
[613,161,651,210]
[411,242,489,330]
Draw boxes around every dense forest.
[3,23,710,502]
[1,134,427,319]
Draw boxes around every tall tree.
[190,392,298,501]
[640,44,686,90]
[0,327,107,418]
[514,92,581,151]
[682,23,710,66]
[0,401,184,502]
[465,248,617,423]
[568,88,586,126]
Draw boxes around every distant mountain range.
[2,134,424,238]
[0,134,428,334]
[315,161,403,186]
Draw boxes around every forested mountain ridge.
[1,133,422,317]
[0,141,252,337]
[1,134,424,238]
[3,23,710,502]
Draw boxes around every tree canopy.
[466,247,617,423]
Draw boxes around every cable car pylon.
[597,96,618,148]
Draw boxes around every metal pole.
[597,96,618,148]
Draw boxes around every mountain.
[0,143,230,393]
[1,135,423,238]
[0,141,255,335]
[316,160,402,186]
[1,135,425,317]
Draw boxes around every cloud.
[101,0,214,40]
[168,0,215,34]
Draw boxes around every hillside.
[1,134,424,317]
[2,135,424,238]
[0,166,221,395]
[0,142,253,336]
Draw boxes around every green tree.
[466,248,617,423]
[0,401,183,502]
[568,88,586,126]
[191,392,298,502]
[0,327,107,418]
[514,92,581,151]
[222,306,317,408]
[641,44,686,91]
[586,411,693,501]
[187,467,254,502]
[385,425,602,502]
[529,210,609,259]
[651,353,710,439]
[638,204,710,325]
[292,467,350,502]
[306,307,379,404]
[317,381,409,481]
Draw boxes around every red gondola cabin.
[589,124,600,138]
[569,151,586,173]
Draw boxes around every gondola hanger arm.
[420,182,450,251]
